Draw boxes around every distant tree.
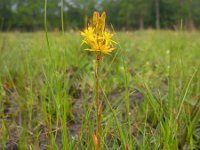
[159,0,180,29]
[155,0,160,29]
[101,0,122,29]
[12,0,45,30]
[63,0,98,29]
[178,0,198,30]
[133,0,151,29]
[0,0,14,30]
[192,0,200,28]
[0,0,200,31]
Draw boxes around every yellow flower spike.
[99,12,106,32]
[81,11,116,55]
[93,11,99,28]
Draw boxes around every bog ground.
[0,31,199,149]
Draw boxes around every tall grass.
[0,30,199,149]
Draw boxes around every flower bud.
[93,11,99,27]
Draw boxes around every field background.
[0,30,200,149]
[1,0,200,149]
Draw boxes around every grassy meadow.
[0,30,200,149]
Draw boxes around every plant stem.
[95,52,102,150]
[44,0,52,61]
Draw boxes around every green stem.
[44,0,52,61]
[95,52,102,150]
[61,0,64,34]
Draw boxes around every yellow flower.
[103,32,115,46]
[81,11,116,55]
[80,26,95,44]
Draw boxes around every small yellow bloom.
[81,11,116,55]
[80,26,94,38]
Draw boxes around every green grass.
[0,30,200,149]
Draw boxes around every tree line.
[1,0,200,31]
